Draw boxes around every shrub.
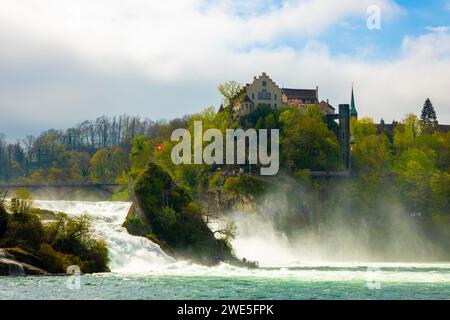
[51,214,92,255]
[157,207,177,228]
[79,239,109,273]
[9,188,34,214]
[123,216,151,237]
[223,176,269,203]
[47,214,109,273]
[37,244,65,273]
[1,198,109,274]
[1,211,44,250]
[0,205,8,239]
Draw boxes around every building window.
[274,103,277,108]
[258,89,271,100]
[262,81,267,87]
[274,94,277,100]
[252,93,254,99]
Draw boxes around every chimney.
[316,85,319,99]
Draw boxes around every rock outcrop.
[0,249,48,276]
[124,163,236,266]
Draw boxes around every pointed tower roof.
[350,84,358,118]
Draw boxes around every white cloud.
[425,26,450,33]
[0,0,401,80]
[0,0,449,139]
[403,28,450,59]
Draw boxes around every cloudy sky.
[0,0,449,140]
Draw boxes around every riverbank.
[0,249,48,276]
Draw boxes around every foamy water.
[33,200,174,273]
[1,200,449,300]
[30,201,450,282]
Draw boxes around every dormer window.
[262,81,267,87]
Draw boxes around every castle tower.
[339,104,351,171]
[350,84,358,119]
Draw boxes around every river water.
[1,201,449,300]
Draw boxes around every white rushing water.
[33,200,174,273]
[29,200,450,285]
[3,200,450,300]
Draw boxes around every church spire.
[350,83,358,118]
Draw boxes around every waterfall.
[33,200,174,273]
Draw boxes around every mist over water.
[30,197,449,279]
[225,187,448,266]
[0,199,445,300]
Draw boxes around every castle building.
[233,72,282,115]
[231,72,335,116]
[282,88,318,106]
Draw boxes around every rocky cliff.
[123,163,236,266]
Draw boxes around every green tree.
[68,151,91,183]
[239,104,274,128]
[417,131,450,171]
[280,106,340,172]
[351,117,391,177]
[223,176,268,205]
[394,148,436,211]
[264,113,277,129]
[430,171,450,215]
[393,114,422,152]
[89,147,128,184]
[420,98,438,132]
[47,166,68,184]
[218,81,242,107]
[2,211,44,250]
